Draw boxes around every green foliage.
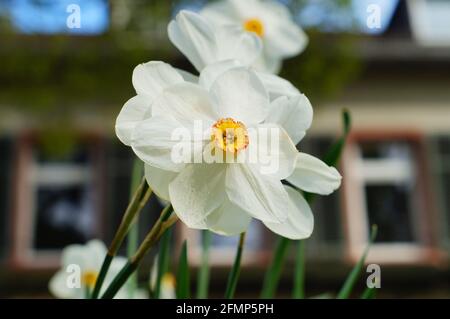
[260,236,291,298]
[155,227,173,298]
[196,230,212,299]
[337,225,378,299]
[224,233,246,299]
[176,241,190,299]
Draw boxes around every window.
[11,133,104,269]
[430,135,450,248]
[342,132,441,264]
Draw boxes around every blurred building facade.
[0,0,449,298]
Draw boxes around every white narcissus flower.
[127,67,341,239]
[168,11,300,99]
[116,60,312,202]
[200,0,308,73]
[49,240,144,299]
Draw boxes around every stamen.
[211,118,249,154]
[243,18,264,37]
[82,271,99,288]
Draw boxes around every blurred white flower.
[149,256,176,299]
[201,0,308,73]
[128,67,341,239]
[168,11,301,98]
[49,239,145,299]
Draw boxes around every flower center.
[211,118,249,154]
[82,271,98,288]
[162,273,176,287]
[243,18,264,37]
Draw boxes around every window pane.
[208,221,263,252]
[33,184,95,250]
[365,184,415,243]
[359,141,412,160]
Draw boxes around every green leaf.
[225,233,246,299]
[324,108,351,166]
[126,158,143,298]
[337,225,378,299]
[155,227,173,298]
[292,240,305,299]
[176,241,190,299]
[196,230,211,299]
[361,286,377,299]
[304,109,351,202]
[260,237,290,298]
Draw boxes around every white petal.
[169,164,227,229]
[250,124,298,180]
[266,94,313,145]
[265,21,308,58]
[176,69,199,83]
[206,197,252,236]
[115,95,151,146]
[287,153,342,195]
[225,164,289,223]
[84,240,107,270]
[144,164,179,201]
[216,26,263,67]
[131,116,189,172]
[210,68,269,125]
[199,60,242,91]
[252,52,282,74]
[49,271,78,299]
[132,61,183,97]
[228,0,259,18]
[201,62,299,101]
[263,185,314,240]
[255,71,300,100]
[104,257,129,299]
[168,11,217,71]
[61,243,88,269]
[151,82,217,129]
[200,0,238,25]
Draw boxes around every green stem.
[90,254,113,299]
[260,237,291,298]
[101,205,176,299]
[292,240,305,299]
[91,178,148,299]
[154,227,173,298]
[176,241,190,299]
[127,159,144,298]
[224,232,246,299]
[196,230,211,299]
[361,287,377,299]
[101,261,138,299]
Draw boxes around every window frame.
[9,131,106,270]
[341,130,444,265]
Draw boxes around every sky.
[0,0,400,35]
